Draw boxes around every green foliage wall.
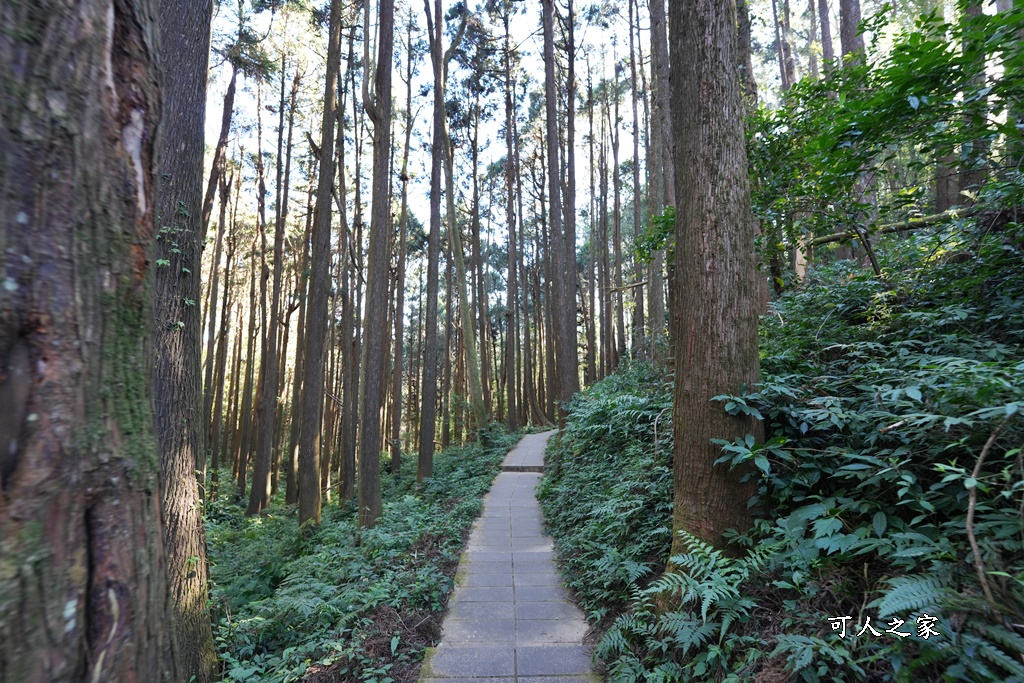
[542,217,1024,682]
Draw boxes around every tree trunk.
[0,0,178,678]
[471,99,493,420]
[648,0,670,356]
[153,0,217,675]
[586,65,598,385]
[819,0,835,63]
[541,0,575,420]
[839,0,863,62]
[287,154,315,505]
[807,0,820,80]
[628,0,645,351]
[612,69,625,367]
[502,8,520,430]
[772,0,792,91]
[201,67,237,236]
[782,0,798,86]
[339,31,357,502]
[392,17,416,474]
[210,178,237,501]
[235,241,259,497]
[359,0,396,528]
[563,0,580,397]
[959,2,988,198]
[736,0,759,101]
[445,130,487,433]
[248,78,274,516]
[669,0,763,552]
[419,0,466,478]
[299,0,344,526]
[202,180,226,470]
[248,59,291,516]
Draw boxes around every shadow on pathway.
[418,430,601,682]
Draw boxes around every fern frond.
[873,575,951,617]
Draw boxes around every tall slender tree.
[669,0,763,552]
[152,0,217,676]
[299,0,344,526]
[541,0,577,419]
[359,0,396,528]
[419,0,467,480]
[628,0,646,351]
[497,0,521,429]
[392,9,420,474]
[647,0,671,354]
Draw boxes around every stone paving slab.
[499,432,551,472]
[419,431,601,682]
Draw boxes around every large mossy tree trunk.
[153,0,217,678]
[0,0,178,680]
[669,0,763,553]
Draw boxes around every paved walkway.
[419,431,600,682]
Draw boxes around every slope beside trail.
[418,430,601,682]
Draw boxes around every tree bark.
[736,0,759,101]
[248,61,288,516]
[819,0,835,63]
[201,67,237,236]
[153,0,217,676]
[0,0,178,679]
[670,0,762,552]
[839,0,863,62]
[210,176,236,501]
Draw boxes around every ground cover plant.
[540,215,1024,682]
[205,430,520,683]
[536,7,1024,680]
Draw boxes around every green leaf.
[754,455,770,476]
[872,511,887,538]
[906,386,922,401]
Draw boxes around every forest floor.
[207,431,525,683]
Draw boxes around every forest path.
[418,430,601,682]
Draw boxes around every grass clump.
[206,430,519,683]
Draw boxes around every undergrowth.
[539,217,1024,682]
[206,431,519,683]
